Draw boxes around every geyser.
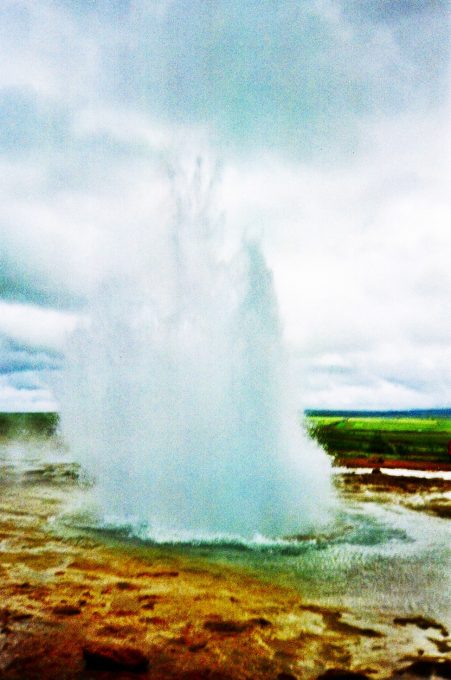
[59,159,333,539]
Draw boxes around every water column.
[58,159,333,540]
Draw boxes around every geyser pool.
[58,160,333,539]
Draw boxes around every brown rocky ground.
[0,456,450,679]
[335,458,451,473]
[336,469,451,519]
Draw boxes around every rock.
[141,602,155,610]
[52,605,81,616]
[175,672,230,680]
[83,643,149,673]
[249,616,272,627]
[396,659,451,678]
[10,612,33,621]
[144,616,166,625]
[204,619,249,633]
[116,580,135,590]
[393,616,448,637]
[317,670,370,680]
[429,637,451,654]
[138,594,162,602]
[203,616,271,634]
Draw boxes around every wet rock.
[175,672,230,680]
[83,642,149,672]
[138,593,162,602]
[97,624,136,638]
[0,608,10,623]
[317,670,370,680]
[428,637,451,654]
[10,612,33,621]
[204,619,249,634]
[323,611,382,638]
[393,616,448,637]
[138,594,160,610]
[52,605,81,616]
[116,580,135,590]
[144,616,166,625]
[424,502,451,519]
[141,601,156,610]
[396,659,451,678]
[203,616,271,634]
[249,617,272,627]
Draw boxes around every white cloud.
[0,377,56,412]
[73,107,177,150]
[220,109,451,408]
[0,0,104,102]
[0,301,78,352]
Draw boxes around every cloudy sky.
[0,0,450,411]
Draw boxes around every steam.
[58,158,333,539]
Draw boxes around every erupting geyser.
[59,159,333,540]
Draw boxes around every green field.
[305,414,451,463]
[0,412,58,439]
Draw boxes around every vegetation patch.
[305,412,451,465]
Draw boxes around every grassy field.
[0,412,58,439]
[305,412,451,464]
